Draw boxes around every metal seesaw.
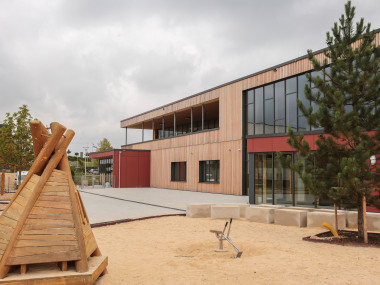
[210,218,243,258]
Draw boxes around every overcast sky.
[0,0,379,154]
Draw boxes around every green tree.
[0,105,35,184]
[278,1,380,242]
[97,138,113,151]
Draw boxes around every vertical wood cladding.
[121,32,380,195]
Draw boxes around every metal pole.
[174,113,176,136]
[126,128,128,145]
[191,107,193,133]
[83,146,89,180]
[202,104,204,131]
[142,122,144,142]
[152,119,155,140]
[162,117,165,138]
[119,151,121,188]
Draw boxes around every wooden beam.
[76,190,89,223]
[58,154,89,273]
[30,120,49,159]
[60,261,67,271]
[0,128,74,279]
[20,264,26,275]
[3,122,66,214]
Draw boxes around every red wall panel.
[247,134,319,153]
[91,150,150,188]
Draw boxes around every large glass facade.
[244,71,329,136]
[126,100,219,145]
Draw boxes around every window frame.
[171,161,187,182]
[199,160,220,184]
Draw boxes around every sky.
[0,0,379,154]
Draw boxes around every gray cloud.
[0,0,379,153]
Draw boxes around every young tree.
[279,1,380,242]
[97,138,113,151]
[0,105,35,185]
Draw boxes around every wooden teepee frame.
[0,121,106,279]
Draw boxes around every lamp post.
[83,146,89,179]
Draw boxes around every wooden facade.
[120,31,380,196]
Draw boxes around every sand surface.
[93,216,380,285]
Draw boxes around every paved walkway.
[79,187,248,224]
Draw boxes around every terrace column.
[142,122,144,142]
[162,117,165,138]
[191,107,193,133]
[152,119,155,140]
[174,113,176,137]
[125,128,128,145]
[202,104,204,131]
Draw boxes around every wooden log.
[30,120,49,159]
[20,264,26,275]
[58,153,89,273]
[60,261,67,271]
[50,121,90,273]
[76,190,89,223]
[3,123,66,214]
[0,128,74,279]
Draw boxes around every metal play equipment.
[210,218,243,258]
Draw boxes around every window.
[244,71,325,137]
[199,160,220,183]
[99,158,113,174]
[171,162,186,182]
[254,88,264,134]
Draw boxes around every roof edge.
[120,28,380,124]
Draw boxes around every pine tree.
[279,1,380,242]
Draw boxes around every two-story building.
[91,29,380,211]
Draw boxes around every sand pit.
[93,216,380,284]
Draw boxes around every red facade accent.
[247,134,320,153]
[90,150,150,188]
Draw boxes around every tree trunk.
[1,169,4,196]
[18,170,22,187]
[334,203,338,231]
[357,195,364,241]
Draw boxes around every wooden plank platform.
[0,255,108,284]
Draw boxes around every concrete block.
[255,204,285,208]
[223,203,250,218]
[287,206,315,212]
[246,207,275,224]
[186,203,215,218]
[307,212,346,229]
[347,211,380,231]
[274,209,308,227]
[211,205,240,219]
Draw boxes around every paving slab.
[80,187,248,224]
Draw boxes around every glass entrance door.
[274,153,293,205]
[254,153,273,204]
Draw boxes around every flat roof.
[121,28,380,123]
